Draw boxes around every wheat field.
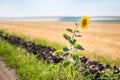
[0,21,120,60]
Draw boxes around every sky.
[0,0,120,17]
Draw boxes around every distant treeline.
[60,16,120,22]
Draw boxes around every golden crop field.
[0,21,120,60]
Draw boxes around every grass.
[0,29,120,67]
[0,29,120,80]
[0,37,100,80]
[0,39,117,80]
[32,38,66,49]
[76,51,120,67]
[0,39,72,80]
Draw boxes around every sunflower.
[79,16,90,29]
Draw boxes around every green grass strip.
[0,39,71,80]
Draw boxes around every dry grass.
[0,21,120,60]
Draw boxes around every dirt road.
[0,57,18,80]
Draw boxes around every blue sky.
[0,0,120,17]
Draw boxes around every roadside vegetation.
[0,38,72,80]
[0,32,103,80]
[0,16,120,80]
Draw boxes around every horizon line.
[0,16,120,18]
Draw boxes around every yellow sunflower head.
[79,16,90,29]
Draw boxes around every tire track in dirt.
[0,57,18,80]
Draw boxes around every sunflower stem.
[71,23,78,40]
[70,23,79,53]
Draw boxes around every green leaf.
[74,43,84,50]
[63,61,71,68]
[66,28,73,33]
[70,66,75,79]
[73,39,76,43]
[63,47,70,52]
[74,30,79,33]
[63,34,71,40]
[75,35,82,37]
[72,54,80,63]
[54,49,64,54]
[69,40,75,45]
